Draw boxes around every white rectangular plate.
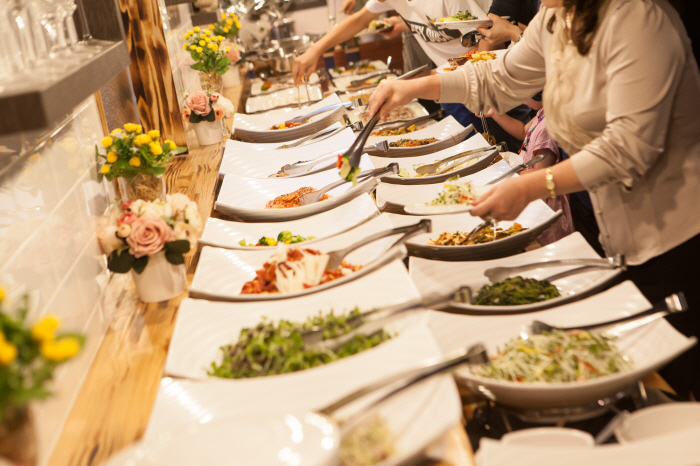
[328,60,388,78]
[366,114,465,146]
[333,73,398,92]
[200,194,379,249]
[245,83,323,113]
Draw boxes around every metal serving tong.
[281,140,389,176]
[484,254,627,284]
[303,285,471,351]
[522,293,688,338]
[373,108,446,131]
[284,100,357,125]
[342,65,432,173]
[347,63,429,88]
[319,343,488,434]
[299,163,400,205]
[485,152,546,185]
[275,121,364,150]
[414,142,495,176]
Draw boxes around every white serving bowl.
[615,402,700,444]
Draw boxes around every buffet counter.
[46,80,475,466]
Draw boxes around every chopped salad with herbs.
[208,310,391,379]
[438,10,478,22]
[430,178,479,205]
[238,231,315,247]
[473,329,633,383]
[475,276,561,306]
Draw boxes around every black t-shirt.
[488,0,540,26]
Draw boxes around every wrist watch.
[545,168,557,199]
[516,32,524,42]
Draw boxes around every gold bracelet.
[545,168,557,199]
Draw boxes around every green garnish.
[475,276,561,305]
[238,231,315,247]
[208,310,391,379]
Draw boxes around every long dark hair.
[547,0,605,55]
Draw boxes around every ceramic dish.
[333,72,398,92]
[189,215,409,301]
[375,160,511,214]
[614,402,700,444]
[329,60,388,78]
[214,160,376,222]
[245,83,323,113]
[430,18,492,31]
[200,195,379,250]
[366,114,465,146]
[383,200,562,261]
[233,94,345,143]
[249,72,319,96]
[219,126,356,179]
[224,122,344,151]
[368,134,500,186]
[346,101,428,126]
[408,233,624,313]
[436,49,507,74]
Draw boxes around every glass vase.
[118,173,166,202]
[199,71,224,94]
[0,406,37,465]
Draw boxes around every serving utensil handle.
[486,152,547,185]
[484,255,625,283]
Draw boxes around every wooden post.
[118,0,188,147]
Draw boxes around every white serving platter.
[376,159,512,214]
[214,159,376,222]
[366,114,465,146]
[333,72,398,92]
[189,215,410,301]
[347,100,429,126]
[224,122,345,151]
[245,83,323,113]
[200,194,379,250]
[233,94,345,143]
[430,17,492,31]
[408,232,623,313]
[369,133,500,185]
[436,49,507,74]
[384,200,561,261]
[329,60,388,78]
[249,72,319,96]
[219,126,356,179]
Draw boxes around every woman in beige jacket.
[368,0,700,398]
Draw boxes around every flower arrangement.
[0,289,84,423]
[182,91,234,124]
[182,25,232,76]
[95,124,182,181]
[209,12,241,40]
[97,194,203,274]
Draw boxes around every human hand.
[476,108,497,118]
[477,13,521,46]
[367,79,416,120]
[292,49,320,86]
[470,177,533,221]
[379,16,408,39]
[340,0,356,15]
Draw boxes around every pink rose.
[119,212,138,224]
[211,93,219,102]
[126,217,175,258]
[226,47,241,63]
[121,201,132,211]
[185,92,211,116]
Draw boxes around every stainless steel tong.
[281,140,389,176]
[371,108,446,131]
[484,255,627,283]
[414,141,493,176]
[284,100,356,125]
[303,285,471,351]
[299,163,400,205]
[485,152,546,185]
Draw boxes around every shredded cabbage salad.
[430,178,478,205]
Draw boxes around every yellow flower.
[129,157,141,167]
[31,315,61,342]
[0,287,4,302]
[199,40,205,46]
[196,47,203,53]
[216,35,223,42]
[208,24,215,30]
[189,45,196,51]
[193,26,200,32]
[148,130,160,140]
[234,19,240,29]
[210,43,218,52]
[100,164,111,174]
[149,143,163,155]
[164,139,176,150]
[106,151,118,163]
[222,13,227,20]
[183,43,188,50]
[225,47,230,52]
[124,123,140,133]
[226,19,233,25]
[110,128,123,137]
[101,136,113,148]
[204,36,211,43]
[0,341,17,365]
[134,134,152,146]
[223,27,230,33]
[41,338,81,362]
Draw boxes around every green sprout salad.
[475,276,561,305]
[439,10,478,22]
[430,177,479,205]
[238,230,315,247]
[474,329,633,383]
[208,310,391,379]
